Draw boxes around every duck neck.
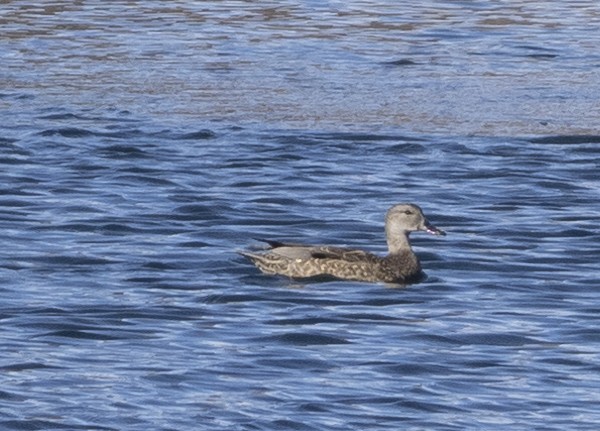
[386,231,412,254]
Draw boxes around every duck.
[239,203,445,283]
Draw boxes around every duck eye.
[404,210,413,215]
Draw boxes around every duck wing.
[306,246,376,262]
[256,240,375,263]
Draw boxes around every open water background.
[1,2,599,430]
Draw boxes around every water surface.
[1,2,599,430]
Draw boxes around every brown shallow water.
[3,1,600,135]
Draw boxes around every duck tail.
[253,238,287,248]
[237,250,261,260]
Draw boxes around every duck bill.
[423,220,446,236]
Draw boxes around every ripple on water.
[1,127,599,430]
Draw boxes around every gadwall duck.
[240,203,445,283]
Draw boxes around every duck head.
[385,203,446,240]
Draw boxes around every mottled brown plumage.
[239,203,445,284]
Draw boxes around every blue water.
[1,2,600,430]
